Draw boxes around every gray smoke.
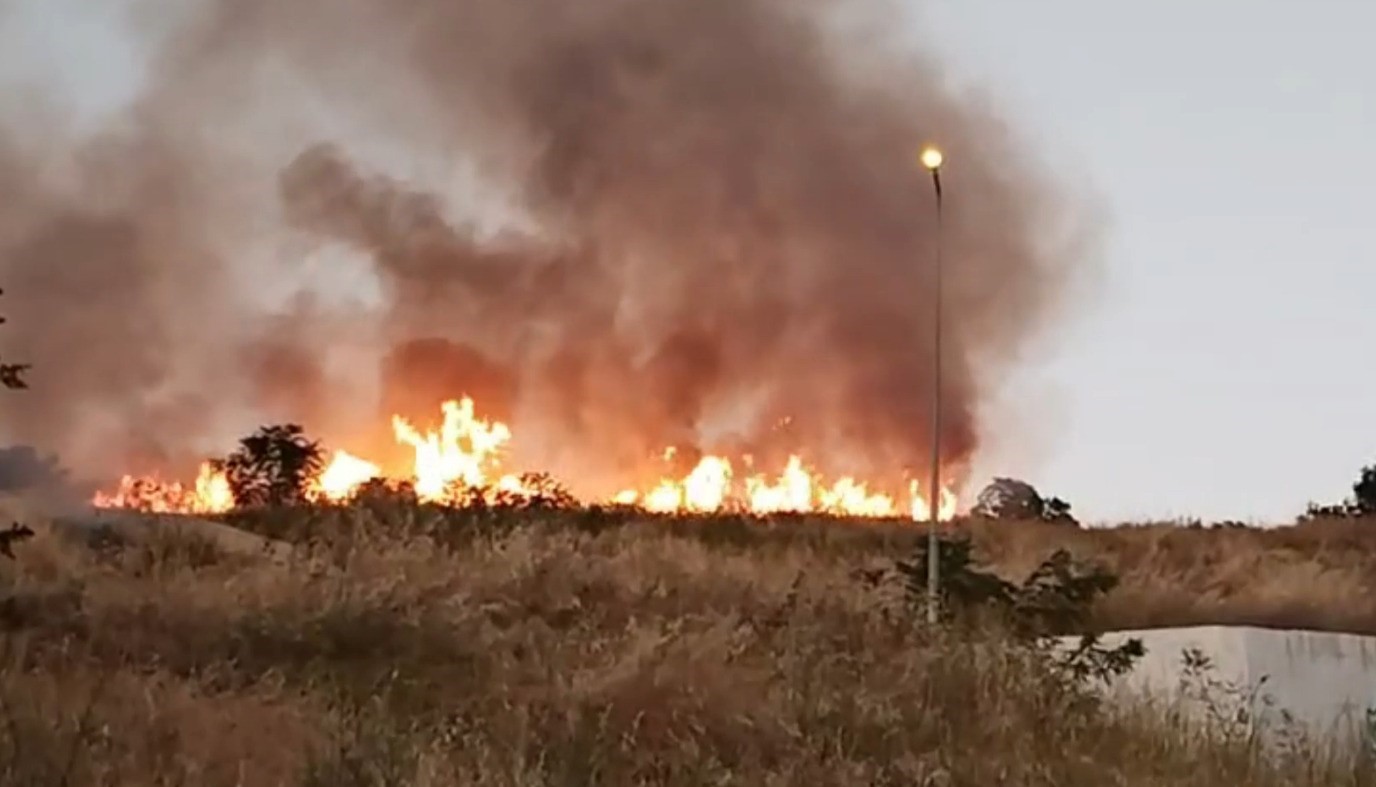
[0,0,1095,496]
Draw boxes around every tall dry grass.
[1,504,1373,785]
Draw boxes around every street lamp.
[920,147,944,175]
[919,144,944,625]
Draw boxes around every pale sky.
[3,0,1373,524]
[923,0,1375,524]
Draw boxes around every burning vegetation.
[0,0,1095,506]
[92,397,958,520]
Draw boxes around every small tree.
[895,535,1144,687]
[215,424,324,508]
[972,477,1078,525]
[1355,463,1376,516]
[1304,461,1376,520]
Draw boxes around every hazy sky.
[3,0,1372,524]
[922,0,1375,524]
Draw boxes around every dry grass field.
[2,501,1375,786]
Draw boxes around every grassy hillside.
[1,504,1374,785]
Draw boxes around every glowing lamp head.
[920,146,944,172]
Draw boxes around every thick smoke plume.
[0,0,1092,496]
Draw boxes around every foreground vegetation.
[245,493,1376,636]
[2,499,1375,786]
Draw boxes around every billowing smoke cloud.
[0,0,1094,496]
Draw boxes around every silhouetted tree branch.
[0,288,28,389]
[0,290,32,562]
[0,523,34,559]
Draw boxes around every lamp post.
[919,145,944,625]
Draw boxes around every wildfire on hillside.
[91,397,959,521]
[93,461,236,515]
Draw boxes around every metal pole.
[925,163,944,624]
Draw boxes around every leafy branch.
[895,535,1144,686]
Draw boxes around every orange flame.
[91,461,234,515]
[93,397,961,520]
[392,397,512,500]
[911,480,960,523]
[615,453,958,521]
[309,450,382,502]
